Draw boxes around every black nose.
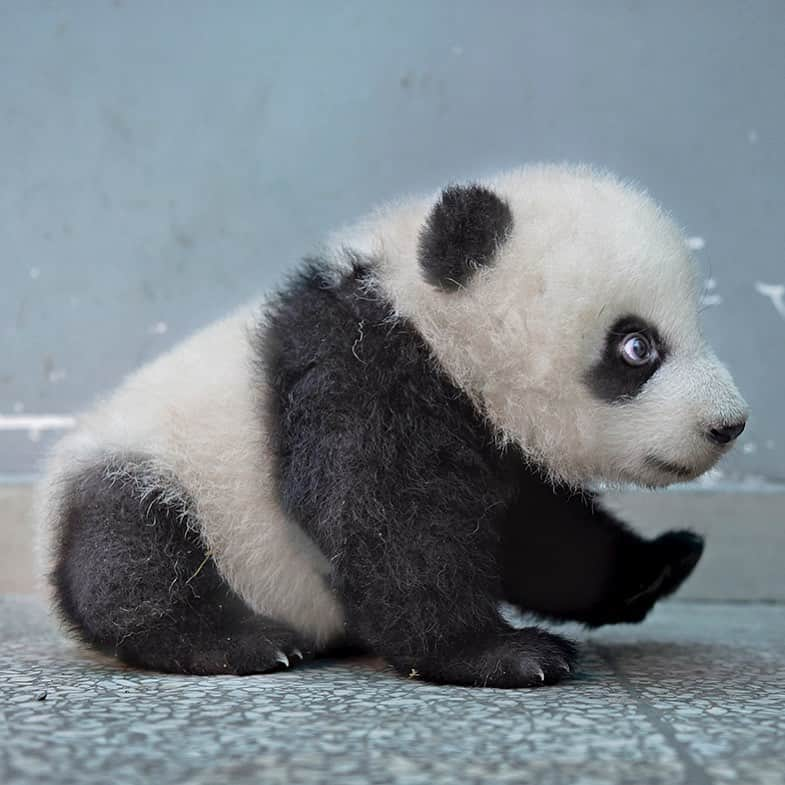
[707,420,746,445]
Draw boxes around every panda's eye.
[620,333,654,366]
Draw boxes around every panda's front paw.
[496,628,579,687]
[588,529,704,627]
[624,529,704,615]
[394,627,579,688]
[650,530,704,596]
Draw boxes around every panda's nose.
[707,420,746,445]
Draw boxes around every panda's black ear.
[418,184,513,290]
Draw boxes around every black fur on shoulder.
[258,252,704,686]
[418,184,513,290]
[259,254,577,687]
[51,455,307,674]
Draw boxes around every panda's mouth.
[643,455,696,480]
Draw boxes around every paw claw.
[291,648,303,661]
[275,651,290,667]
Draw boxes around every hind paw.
[125,619,312,676]
[220,626,312,675]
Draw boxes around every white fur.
[38,164,747,647]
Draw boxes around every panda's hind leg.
[51,455,308,674]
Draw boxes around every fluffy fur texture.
[38,164,747,688]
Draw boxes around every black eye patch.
[584,316,668,403]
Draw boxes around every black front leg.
[328,483,578,687]
[501,477,704,627]
[264,260,578,686]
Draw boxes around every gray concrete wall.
[1,1,784,482]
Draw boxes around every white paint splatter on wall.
[0,415,76,431]
[0,414,76,444]
[700,277,722,308]
[754,282,785,320]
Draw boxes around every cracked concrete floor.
[1,596,783,785]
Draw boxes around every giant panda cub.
[39,165,748,688]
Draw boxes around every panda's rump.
[38,306,345,648]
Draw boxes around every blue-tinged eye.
[620,333,654,366]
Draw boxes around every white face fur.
[354,164,748,488]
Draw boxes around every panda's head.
[372,164,748,488]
